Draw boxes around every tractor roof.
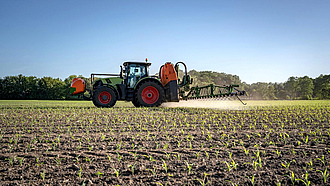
[123,61,152,66]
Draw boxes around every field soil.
[0,100,329,185]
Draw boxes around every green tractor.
[70,60,246,108]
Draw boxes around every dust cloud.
[161,98,246,110]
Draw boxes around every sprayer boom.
[179,84,247,105]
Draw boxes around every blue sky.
[1,0,329,84]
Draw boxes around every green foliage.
[313,74,330,99]
[188,71,328,100]
[0,74,91,100]
[188,70,243,88]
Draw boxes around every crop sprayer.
[70,59,247,107]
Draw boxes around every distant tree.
[0,78,5,99]
[2,76,21,99]
[25,76,38,99]
[284,77,299,99]
[274,83,287,100]
[266,84,277,100]
[313,74,330,99]
[297,76,314,100]
[188,70,243,87]
[34,77,65,99]
[246,82,268,100]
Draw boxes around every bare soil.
[0,103,329,185]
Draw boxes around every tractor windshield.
[126,64,148,88]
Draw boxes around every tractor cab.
[122,62,151,88]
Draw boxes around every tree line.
[0,75,78,100]
[188,70,329,100]
[0,73,329,100]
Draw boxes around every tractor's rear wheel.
[136,81,165,107]
[92,86,117,108]
[132,98,141,107]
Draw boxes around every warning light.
[145,58,148,62]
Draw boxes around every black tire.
[135,81,165,107]
[132,98,141,107]
[92,86,117,108]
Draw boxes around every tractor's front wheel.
[136,81,165,107]
[93,86,117,108]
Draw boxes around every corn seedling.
[274,149,281,157]
[162,159,168,173]
[40,170,45,181]
[225,180,239,186]
[128,163,136,175]
[76,142,82,150]
[95,171,103,178]
[78,167,82,179]
[173,152,181,161]
[214,149,220,159]
[281,160,293,170]
[196,151,200,159]
[195,172,210,186]
[17,157,24,166]
[6,156,15,166]
[164,152,171,160]
[185,160,193,174]
[88,145,93,151]
[316,168,328,184]
[113,168,120,177]
[246,175,256,186]
[143,154,156,162]
[54,156,62,166]
[163,143,169,150]
[304,136,309,144]
[85,156,94,164]
[116,140,123,150]
[147,166,156,175]
[223,161,234,172]
[287,171,297,186]
[296,171,311,186]
[156,181,169,186]
[205,151,209,159]
[240,147,248,156]
[8,144,13,153]
[316,155,326,166]
[73,155,80,163]
[116,152,123,163]
[130,151,139,161]
[307,160,314,170]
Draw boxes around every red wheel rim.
[98,91,111,104]
[141,86,159,104]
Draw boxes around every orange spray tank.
[159,62,179,102]
[70,78,86,95]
